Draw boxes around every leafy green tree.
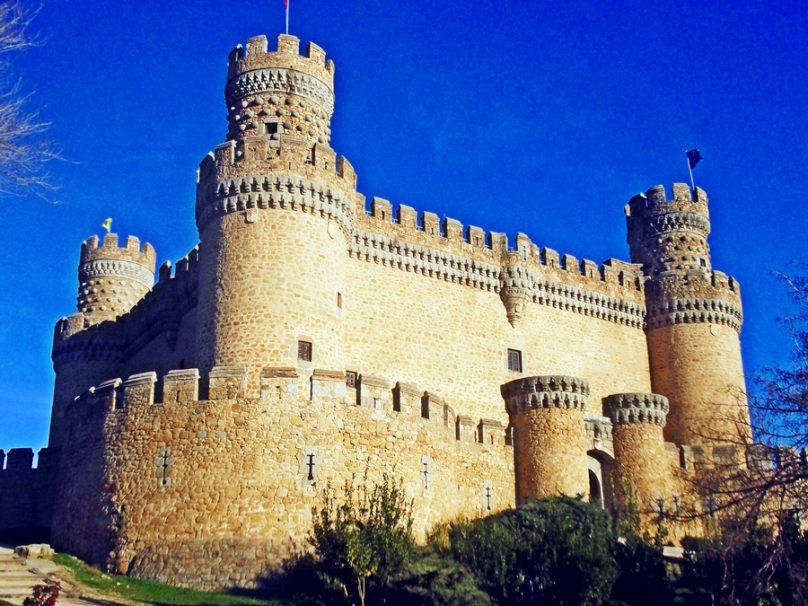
[310,473,414,606]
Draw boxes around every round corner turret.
[502,375,591,502]
[77,232,156,321]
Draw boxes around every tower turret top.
[77,233,156,320]
[224,34,336,147]
[227,34,334,87]
[625,183,712,277]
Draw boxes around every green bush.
[448,496,618,606]
[611,536,673,606]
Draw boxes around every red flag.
[284,0,288,6]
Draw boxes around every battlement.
[227,34,334,85]
[625,183,709,219]
[360,195,644,287]
[80,233,157,268]
[603,392,669,426]
[0,448,53,472]
[156,245,200,285]
[645,269,743,332]
[66,367,514,449]
[501,375,590,413]
[196,163,358,234]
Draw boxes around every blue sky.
[1,0,806,452]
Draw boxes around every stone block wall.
[51,367,515,590]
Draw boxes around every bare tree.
[682,271,808,605]
[0,1,57,200]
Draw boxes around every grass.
[52,553,284,606]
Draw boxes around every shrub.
[448,496,618,606]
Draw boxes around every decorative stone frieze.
[501,375,590,414]
[604,392,669,426]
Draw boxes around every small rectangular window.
[265,122,278,135]
[507,349,522,372]
[298,340,312,362]
[345,371,357,388]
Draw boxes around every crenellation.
[123,371,157,407]
[444,217,463,242]
[304,41,326,65]
[561,253,578,272]
[604,392,669,426]
[541,247,559,268]
[95,378,122,411]
[310,369,347,401]
[5,448,34,471]
[478,418,506,446]
[356,373,391,410]
[162,369,200,404]
[489,231,508,253]
[466,225,485,247]
[456,415,475,443]
[421,391,445,422]
[422,211,440,236]
[371,196,392,222]
[209,366,248,400]
[396,204,417,229]
[393,381,420,415]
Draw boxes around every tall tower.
[195,35,359,390]
[626,184,749,451]
[49,232,156,448]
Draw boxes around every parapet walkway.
[0,546,113,606]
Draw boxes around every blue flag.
[686,149,703,170]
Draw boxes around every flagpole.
[686,150,695,191]
[285,0,290,34]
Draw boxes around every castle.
[0,33,753,590]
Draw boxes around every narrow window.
[298,340,312,362]
[345,371,357,388]
[507,348,522,372]
[337,292,343,308]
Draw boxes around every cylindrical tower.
[49,232,155,448]
[77,233,156,323]
[502,375,590,503]
[195,34,358,390]
[604,392,672,523]
[626,184,749,449]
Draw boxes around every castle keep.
[0,34,752,589]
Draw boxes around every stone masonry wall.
[52,368,514,590]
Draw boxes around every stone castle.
[0,34,752,589]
